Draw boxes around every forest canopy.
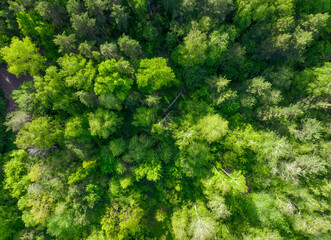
[0,0,330,239]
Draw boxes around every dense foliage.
[0,0,330,239]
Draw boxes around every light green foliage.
[34,66,77,111]
[208,76,237,106]
[94,59,133,101]
[245,76,282,106]
[202,167,248,196]
[136,57,176,93]
[293,13,329,51]
[134,159,162,182]
[88,108,121,139]
[46,210,82,239]
[98,94,122,110]
[144,94,161,107]
[234,0,293,30]
[115,58,135,76]
[255,132,293,175]
[68,159,97,184]
[293,155,328,177]
[293,213,331,235]
[251,193,288,230]
[247,77,272,96]
[101,200,144,239]
[15,116,63,150]
[67,0,82,15]
[84,182,102,208]
[132,107,157,128]
[100,42,120,59]
[290,118,324,142]
[174,112,228,149]
[177,28,208,67]
[207,30,229,66]
[64,115,89,140]
[10,81,36,112]
[171,205,190,239]
[58,53,96,91]
[243,228,283,240]
[207,194,231,219]
[84,0,108,15]
[4,150,30,198]
[109,138,127,157]
[296,62,331,98]
[76,91,98,108]
[172,202,217,240]
[27,194,55,224]
[5,110,29,132]
[1,37,46,77]
[194,114,228,143]
[16,10,57,56]
[306,62,331,98]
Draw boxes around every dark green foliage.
[0,90,8,153]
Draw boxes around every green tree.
[15,116,63,150]
[118,34,142,59]
[35,0,67,26]
[100,42,120,60]
[204,0,233,21]
[295,62,331,99]
[1,37,46,77]
[111,4,129,32]
[16,10,57,59]
[70,12,96,39]
[33,65,78,112]
[177,28,208,67]
[136,57,176,93]
[132,107,157,128]
[11,81,36,112]
[46,210,82,239]
[202,167,248,197]
[172,201,217,240]
[3,150,30,198]
[207,30,229,66]
[88,108,122,139]
[101,200,144,239]
[67,0,83,15]
[194,114,229,143]
[5,110,30,133]
[94,59,133,101]
[58,53,96,91]
[64,115,90,140]
[54,32,76,53]
[78,41,95,59]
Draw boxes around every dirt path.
[0,68,32,112]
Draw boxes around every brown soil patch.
[0,68,32,112]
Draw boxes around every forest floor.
[0,68,32,112]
